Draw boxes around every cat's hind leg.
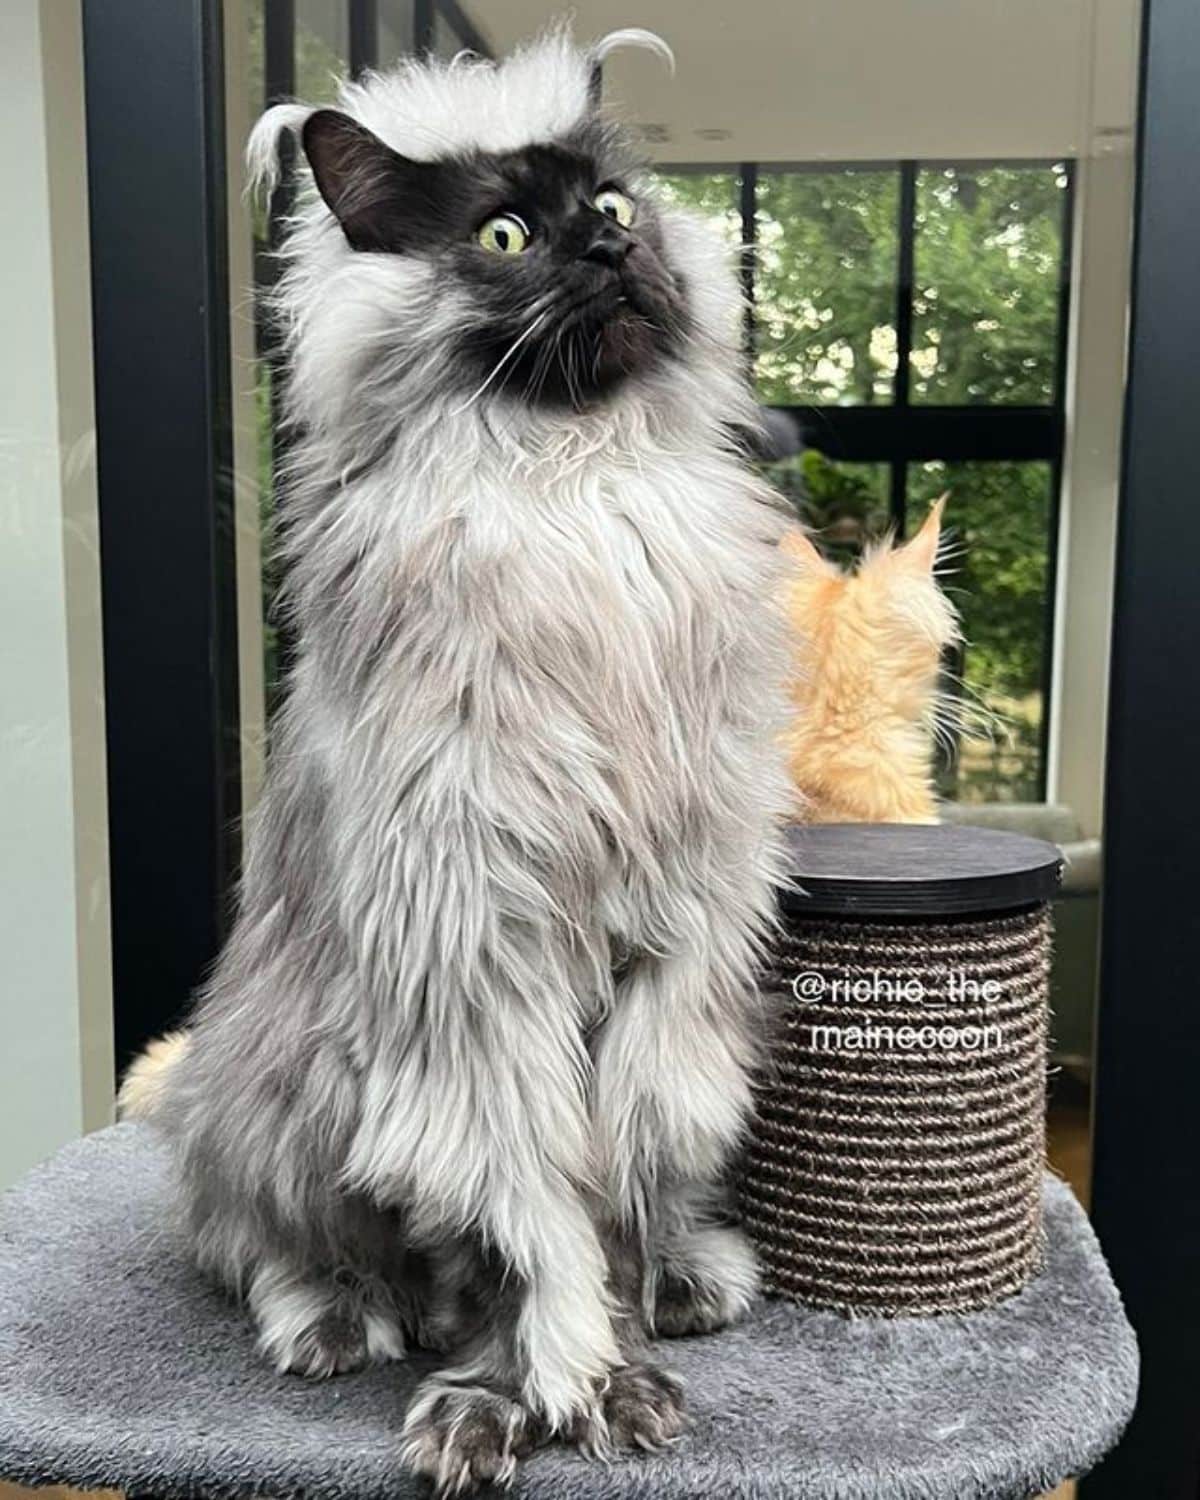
[248,1258,407,1377]
[648,1181,759,1338]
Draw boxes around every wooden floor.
[0,1469,1081,1499]
[1041,1089,1094,1500]
[0,1488,114,1500]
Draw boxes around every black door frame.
[82,0,242,1072]
[1081,0,1200,1491]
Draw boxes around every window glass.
[909,460,1053,802]
[754,169,900,407]
[911,164,1069,405]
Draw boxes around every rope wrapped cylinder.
[740,828,1058,1319]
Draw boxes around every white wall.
[1047,0,1140,836]
[0,0,113,1186]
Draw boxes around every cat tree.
[0,824,1138,1499]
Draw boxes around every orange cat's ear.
[896,494,948,575]
[781,527,828,571]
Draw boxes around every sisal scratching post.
[741,822,1061,1317]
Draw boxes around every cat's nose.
[583,221,635,268]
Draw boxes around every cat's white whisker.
[449,307,554,416]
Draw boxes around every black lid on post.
[780,823,1063,918]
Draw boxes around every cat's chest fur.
[460,459,764,683]
[306,432,785,859]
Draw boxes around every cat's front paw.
[571,1361,687,1456]
[401,1376,535,1494]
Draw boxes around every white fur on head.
[243,25,748,451]
[246,25,674,196]
[245,101,312,198]
[592,28,675,74]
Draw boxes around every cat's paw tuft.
[652,1224,759,1337]
[572,1361,687,1456]
[402,1377,534,1494]
[252,1264,407,1379]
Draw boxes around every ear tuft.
[897,493,948,575]
[592,29,675,75]
[246,102,314,198]
[781,527,835,575]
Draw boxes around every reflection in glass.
[764,454,890,564]
[912,165,1069,405]
[754,169,899,407]
[378,1,415,67]
[653,170,742,250]
[295,0,349,102]
[909,460,1053,802]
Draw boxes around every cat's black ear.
[301,109,433,253]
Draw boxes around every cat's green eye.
[594,188,635,227]
[476,214,530,255]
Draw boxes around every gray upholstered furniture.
[941,801,1101,1076]
[0,1125,1137,1499]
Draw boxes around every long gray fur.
[150,26,795,1490]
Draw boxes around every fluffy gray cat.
[138,25,792,1493]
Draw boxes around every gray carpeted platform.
[0,1125,1137,1500]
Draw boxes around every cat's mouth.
[461,260,686,411]
[560,267,683,376]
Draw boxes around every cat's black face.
[303,111,690,409]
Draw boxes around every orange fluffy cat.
[781,498,958,824]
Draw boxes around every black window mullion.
[349,0,379,78]
[263,0,295,272]
[740,162,758,365]
[893,162,917,407]
[891,161,917,533]
[262,0,297,696]
[264,0,294,154]
[413,0,435,56]
[436,0,493,56]
[780,403,1060,464]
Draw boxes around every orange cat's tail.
[116,1030,190,1121]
